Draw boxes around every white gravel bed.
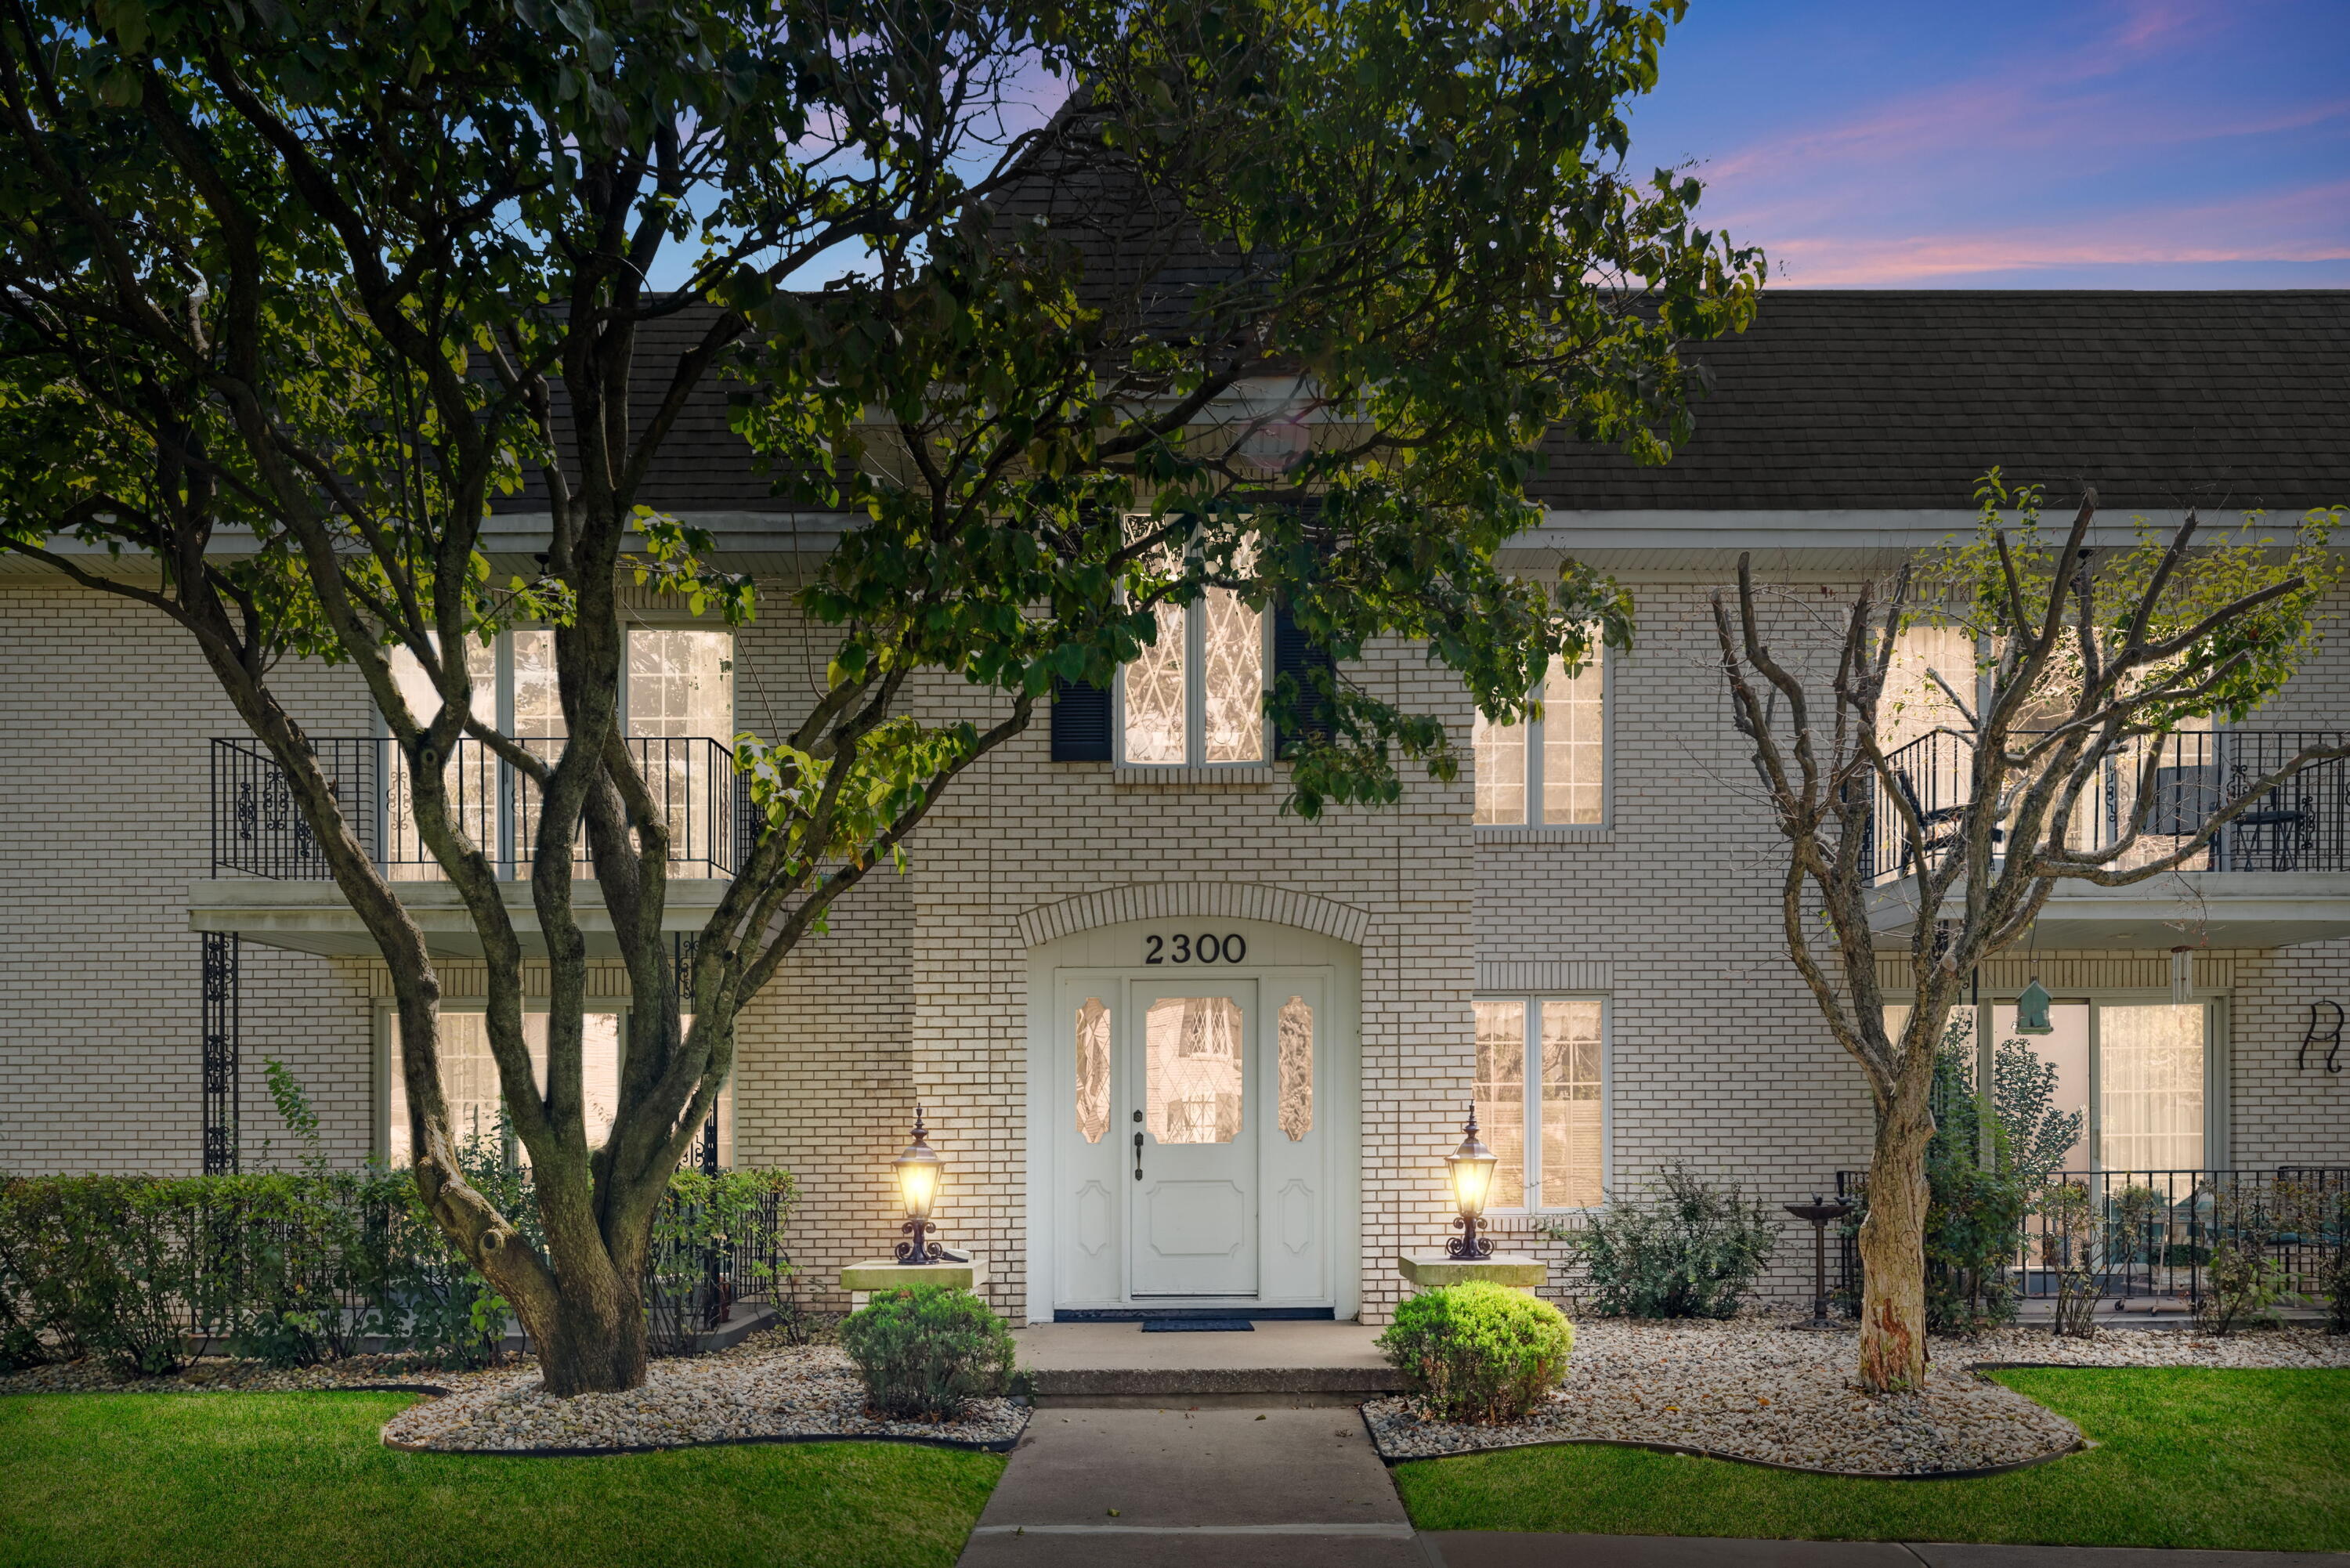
[380,1338,1028,1454]
[1365,1319,2347,1475]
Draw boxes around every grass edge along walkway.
[0,1389,1003,1568]
[1392,1367,2350,1554]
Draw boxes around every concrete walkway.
[1008,1320,1398,1400]
[956,1404,1423,1566]
[958,1400,2350,1568]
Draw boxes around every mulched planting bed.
[381,1336,1027,1454]
[1363,1318,2350,1476]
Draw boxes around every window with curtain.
[1472,652,1604,826]
[385,1010,622,1167]
[1881,999,2207,1172]
[1473,996,1606,1209]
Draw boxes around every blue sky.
[1631,0,2349,287]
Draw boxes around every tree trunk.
[508,1253,649,1396]
[1856,1098,1935,1393]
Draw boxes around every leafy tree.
[0,0,1762,1392]
[1991,1026,2081,1193]
[1715,475,2345,1391]
[1921,1013,2026,1333]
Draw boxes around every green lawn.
[0,1391,1003,1568]
[1394,1367,2350,1552]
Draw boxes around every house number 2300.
[1144,933,1247,965]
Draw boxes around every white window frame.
[1882,992,2229,1172]
[1473,649,1610,830]
[1473,993,1611,1214]
[1113,599,1272,769]
[389,623,734,739]
[374,1002,736,1169]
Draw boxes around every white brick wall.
[4,568,2343,1328]
[0,583,375,1173]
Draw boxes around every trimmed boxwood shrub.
[841,1284,1017,1421]
[1376,1280,1573,1424]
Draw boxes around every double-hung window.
[1473,652,1604,826]
[1471,996,1606,1209]
[1119,586,1267,768]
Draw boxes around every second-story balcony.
[211,735,749,883]
[197,737,748,959]
[1866,729,2350,950]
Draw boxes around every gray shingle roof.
[1528,291,2350,514]
[499,291,2350,517]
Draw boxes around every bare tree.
[1713,476,2344,1392]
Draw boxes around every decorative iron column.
[674,932,719,1172]
[201,933,240,1174]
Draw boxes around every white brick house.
[3,291,2345,1324]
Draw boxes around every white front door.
[1038,922,1350,1317]
[1130,984,1259,1296]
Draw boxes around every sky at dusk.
[1632,0,2349,287]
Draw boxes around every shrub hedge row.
[0,1165,796,1376]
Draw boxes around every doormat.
[1140,1318,1256,1332]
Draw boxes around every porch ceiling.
[1866,872,2350,952]
[187,877,732,959]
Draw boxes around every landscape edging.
[1365,1359,2096,1479]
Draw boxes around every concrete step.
[1012,1321,1404,1401]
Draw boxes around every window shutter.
[1271,604,1336,761]
[1050,677,1113,761]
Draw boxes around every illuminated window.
[1471,997,1606,1209]
[1120,562,1266,768]
[1473,653,1604,826]
[385,1009,621,1166]
[385,627,732,874]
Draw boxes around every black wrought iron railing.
[1835,1165,2350,1317]
[213,735,747,880]
[1867,729,2350,882]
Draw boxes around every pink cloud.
[1756,179,2350,286]
[1693,0,2319,186]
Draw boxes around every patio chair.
[2218,770,2312,872]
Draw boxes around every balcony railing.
[1835,1165,2350,1320]
[212,735,750,880]
[1867,729,2350,883]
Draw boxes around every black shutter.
[1050,677,1113,761]
[1271,603,1336,760]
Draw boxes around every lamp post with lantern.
[891,1106,967,1264]
[1444,1101,1499,1260]
[841,1106,982,1306]
[1396,1101,1546,1298]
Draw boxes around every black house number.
[1144,933,1248,965]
